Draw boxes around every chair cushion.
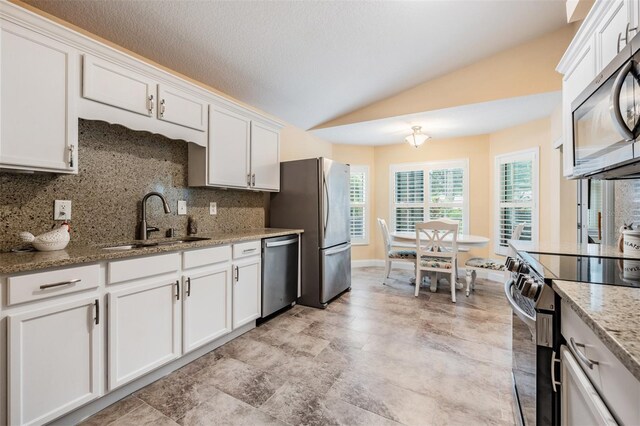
[465,257,506,271]
[388,250,416,260]
[419,257,453,269]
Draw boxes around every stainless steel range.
[506,248,640,426]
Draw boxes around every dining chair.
[415,219,459,302]
[463,223,525,296]
[377,218,416,283]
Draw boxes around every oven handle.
[504,280,536,329]
[610,60,635,141]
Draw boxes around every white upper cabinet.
[595,0,636,69]
[83,55,155,117]
[251,121,280,191]
[208,104,251,188]
[157,84,207,132]
[8,297,101,426]
[190,103,281,191]
[0,21,78,173]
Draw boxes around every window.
[494,149,538,255]
[390,160,469,233]
[349,165,369,244]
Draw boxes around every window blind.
[429,168,464,232]
[497,156,535,253]
[391,162,468,233]
[349,168,367,243]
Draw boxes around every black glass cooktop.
[521,252,640,287]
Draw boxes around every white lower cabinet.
[232,256,262,329]
[108,278,181,390]
[8,297,101,426]
[182,264,233,353]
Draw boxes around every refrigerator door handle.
[325,243,351,256]
[323,172,330,235]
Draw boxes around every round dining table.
[389,231,490,292]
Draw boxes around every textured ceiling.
[24,0,567,130]
[311,91,562,145]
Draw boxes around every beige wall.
[280,125,333,161]
[373,136,492,262]
[332,145,376,260]
[316,26,575,129]
[489,118,556,254]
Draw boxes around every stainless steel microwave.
[571,33,640,179]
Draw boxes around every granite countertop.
[510,240,640,260]
[553,280,640,382]
[0,228,303,275]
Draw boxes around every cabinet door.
[157,84,207,131]
[232,257,261,329]
[562,39,596,177]
[183,265,233,353]
[108,278,181,390]
[0,22,78,173]
[560,346,617,426]
[250,122,280,191]
[596,0,634,69]
[83,54,155,117]
[208,105,250,188]
[8,297,101,426]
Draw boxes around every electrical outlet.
[54,200,72,220]
[177,200,187,215]
[209,202,217,215]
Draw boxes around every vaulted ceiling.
[24,0,567,132]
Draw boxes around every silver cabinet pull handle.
[148,94,154,114]
[186,277,192,297]
[569,337,598,369]
[234,265,239,282]
[160,99,166,117]
[68,145,75,168]
[40,278,81,290]
[175,280,180,301]
[247,174,252,186]
[242,248,257,254]
[94,299,100,325]
[551,350,561,392]
[251,174,256,186]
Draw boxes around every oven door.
[506,280,537,426]
[572,52,639,178]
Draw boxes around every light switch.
[177,200,187,215]
[54,200,72,220]
[210,202,217,215]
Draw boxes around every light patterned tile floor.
[80,267,515,426]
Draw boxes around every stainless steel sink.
[101,237,211,251]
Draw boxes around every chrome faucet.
[138,192,172,240]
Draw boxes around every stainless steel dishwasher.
[261,234,299,318]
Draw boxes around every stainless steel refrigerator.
[270,158,351,309]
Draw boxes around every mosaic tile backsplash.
[0,119,265,251]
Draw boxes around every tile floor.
[80,267,515,426]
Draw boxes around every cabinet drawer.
[183,245,231,269]
[108,253,180,284]
[7,264,100,306]
[233,240,261,259]
[561,300,640,424]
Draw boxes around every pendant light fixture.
[405,126,430,148]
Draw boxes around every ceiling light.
[405,126,430,148]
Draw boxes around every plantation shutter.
[349,170,366,241]
[498,158,534,253]
[428,168,464,233]
[394,170,424,232]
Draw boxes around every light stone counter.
[553,280,640,382]
[0,228,303,275]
